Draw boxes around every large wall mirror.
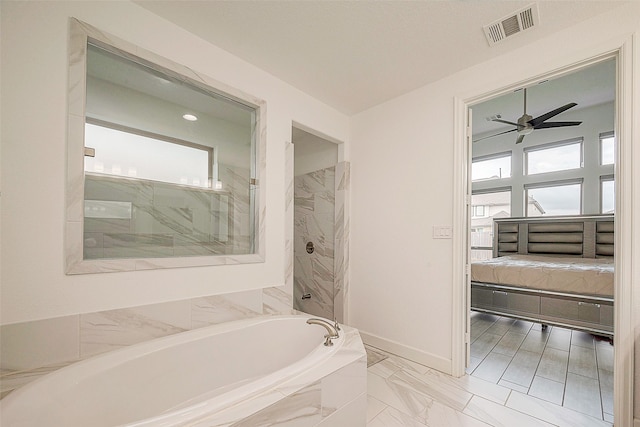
[66,19,266,274]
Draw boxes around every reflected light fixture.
[182,113,198,121]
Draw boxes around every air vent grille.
[483,3,539,46]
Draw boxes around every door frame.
[452,41,636,426]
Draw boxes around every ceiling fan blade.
[534,121,582,129]
[515,134,526,144]
[473,128,517,143]
[529,103,578,126]
[492,118,524,128]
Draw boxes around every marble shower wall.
[0,286,293,397]
[293,167,336,320]
[83,163,251,260]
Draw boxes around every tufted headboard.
[493,214,614,259]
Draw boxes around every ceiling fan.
[474,88,582,144]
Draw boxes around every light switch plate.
[433,226,453,239]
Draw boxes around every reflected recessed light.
[183,114,198,121]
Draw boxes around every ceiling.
[136,1,624,115]
[471,58,616,137]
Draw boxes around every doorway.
[291,126,349,322]
[466,58,616,423]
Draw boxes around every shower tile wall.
[294,167,335,320]
[83,163,251,260]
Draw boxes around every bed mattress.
[471,255,614,297]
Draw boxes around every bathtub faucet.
[306,318,339,346]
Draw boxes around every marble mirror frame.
[65,18,266,274]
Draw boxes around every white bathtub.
[0,315,367,427]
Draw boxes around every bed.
[470,215,614,338]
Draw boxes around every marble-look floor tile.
[528,376,564,405]
[366,395,387,423]
[497,379,528,393]
[421,369,511,406]
[571,330,595,349]
[546,327,572,352]
[519,328,550,354]
[536,347,569,383]
[492,331,526,357]
[365,346,389,368]
[367,371,432,421]
[485,317,515,336]
[507,390,611,427]
[382,354,431,376]
[368,359,401,379]
[598,368,614,416]
[463,395,555,427]
[471,352,512,384]
[367,405,428,427]
[470,332,501,359]
[422,400,493,427]
[508,319,534,334]
[568,344,598,379]
[500,349,542,387]
[389,370,473,412]
[466,356,482,374]
[563,372,603,419]
[595,342,614,372]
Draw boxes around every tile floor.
[365,312,614,427]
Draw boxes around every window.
[65,19,266,274]
[525,139,583,175]
[470,190,511,261]
[525,181,582,216]
[472,205,486,217]
[600,132,615,165]
[84,121,213,188]
[601,176,615,213]
[472,152,511,181]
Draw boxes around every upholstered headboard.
[493,215,614,258]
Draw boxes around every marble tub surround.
[1,316,367,427]
[192,323,367,427]
[0,285,292,397]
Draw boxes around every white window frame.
[600,174,615,214]
[471,151,512,182]
[599,131,615,166]
[524,179,584,217]
[524,137,584,176]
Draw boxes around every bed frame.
[471,214,614,338]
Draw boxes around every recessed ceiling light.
[182,114,198,121]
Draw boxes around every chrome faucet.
[306,318,339,346]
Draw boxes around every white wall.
[349,2,640,387]
[0,1,349,324]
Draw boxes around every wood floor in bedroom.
[365,311,613,426]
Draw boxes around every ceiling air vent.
[483,4,539,46]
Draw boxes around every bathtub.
[0,315,367,426]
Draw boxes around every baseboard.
[359,330,451,375]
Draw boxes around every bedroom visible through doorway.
[466,57,616,424]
